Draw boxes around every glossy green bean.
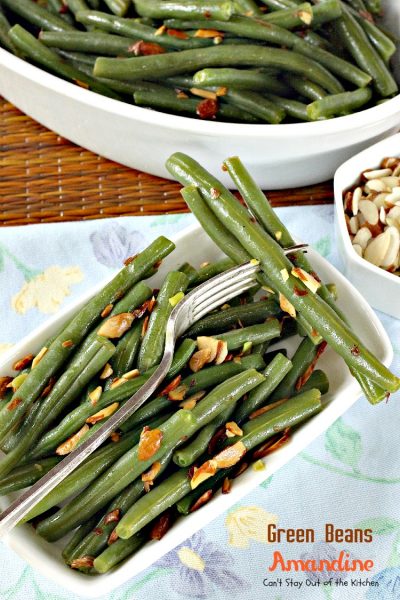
[138,271,189,372]
[234,0,262,16]
[134,0,234,20]
[104,0,131,17]
[111,321,142,378]
[335,9,398,96]
[0,0,74,31]
[346,5,396,62]
[177,262,199,285]
[284,74,327,101]
[0,235,173,445]
[167,153,400,395]
[193,68,291,95]
[0,457,60,495]
[65,0,89,15]
[295,369,329,396]
[93,532,145,573]
[217,320,281,350]
[192,257,235,284]
[260,2,314,30]
[234,352,293,423]
[186,298,281,336]
[308,0,343,27]
[0,8,18,53]
[264,93,310,121]
[62,514,102,564]
[40,31,138,56]
[167,338,197,378]
[94,44,344,94]
[47,0,74,25]
[224,89,286,123]
[307,87,372,119]
[259,0,297,9]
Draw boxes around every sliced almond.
[197,336,219,362]
[385,187,400,205]
[56,425,89,455]
[99,363,113,380]
[380,206,386,225]
[168,384,187,401]
[214,441,247,468]
[364,229,391,267]
[179,390,206,409]
[365,179,389,193]
[352,243,363,257]
[138,426,163,461]
[88,385,102,406]
[194,28,224,38]
[279,293,296,318]
[280,268,289,282]
[353,227,372,250]
[359,200,379,225]
[190,459,218,490]
[86,402,119,424]
[98,313,134,338]
[291,267,321,294]
[70,557,94,570]
[120,368,140,381]
[380,176,400,190]
[225,421,243,438]
[372,192,389,209]
[12,354,34,371]
[32,346,48,369]
[349,216,359,234]
[141,461,161,491]
[363,168,393,179]
[381,226,400,270]
[352,186,362,216]
[215,340,228,364]
[109,377,127,390]
[189,348,212,372]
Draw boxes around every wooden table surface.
[0,98,333,226]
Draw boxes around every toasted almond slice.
[225,421,243,438]
[70,557,94,570]
[138,427,163,461]
[180,390,206,409]
[385,187,400,205]
[222,477,232,494]
[194,28,223,38]
[190,87,217,100]
[155,24,166,35]
[141,461,161,488]
[0,376,13,399]
[190,490,214,511]
[351,186,362,216]
[88,385,102,406]
[86,402,119,425]
[280,268,289,282]
[197,336,219,362]
[359,200,379,225]
[363,168,393,179]
[298,8,312,24]
[353,227,372,250]
[98,313,134,338]
[364,229,391,266]
[279,293,296,318]
[190,459,218,489]
[109,377,127,390]
[121,368,140,381]
[365,179,388,193]
[189,348,212,372]
[100,363,113,380]
[56,425,89,455]
[215,340,228,364]
[32,346,48,369]
[381,157,398,169]
[381,226,400,270]
[352,243,363,257]
[380,176,400,190]
[169,384,187,401]
[214,441,247,468]
[12,354,34,371]
[291,267,321,294]
[160,375,182,397]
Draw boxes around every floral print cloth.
[0,207,399,600]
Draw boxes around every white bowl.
[334,132,400,319]
[0,222,393,598]
[0,0,399,189]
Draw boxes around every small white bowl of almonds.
[334,132,400,319]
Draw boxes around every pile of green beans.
[0,0,397,122]
[0,154,398,575]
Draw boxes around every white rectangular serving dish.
[334,132,400,319]
[0,223,393,598]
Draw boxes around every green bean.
[363,0,381,14]
[274,338,322,401]
[65,0,89,16]
[234,352,293,423]
[284,74,327,101]
[134,88,259,123]
[117,388,321,540]
[138,271,189,372]
[36,370,263,540]
[346,5,396,63]
[193,68,291,95]
[307,87,372,119]
[87,0,100,7]
[0,457,61,495]
[162,17,369,88]
[0,336,115,478]
[176,466,230,514]
[334,9,398,97]
[177,262,199,285]
[76,10,212,49]
[0,236,173,445]
[217,320,281,350]
[0,7,18,53]
[23,427,150,522]
[264,93,310,121]
[295,369,329,396]
[0,0,74,31]
[56,49,98,66]
[186,298,281,336]
[173,406,233,467]
[93,532,145,573]
[167,154,400,395]
[234,0,262,16]
[40,31,138,56]
[103,0,130,17]
[68,446,175,566]
[110,321,142,378]
[94,44,344,94]
[224,89,286,123]
[260,3,314,30]
[9,26,121,100]
[259,0,298,9]
[192,257,235,284]
[62,514,102,564]
[47,0,74,25]
[134,0,234,21]
[167,338,197,378]
[309,0,343,27]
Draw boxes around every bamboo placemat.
[0,98,333,227]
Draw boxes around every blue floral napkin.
[0,207,399,600]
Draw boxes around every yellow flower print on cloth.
[12,266,83,315]
[226,505,278,548]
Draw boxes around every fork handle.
[0,353,173,538]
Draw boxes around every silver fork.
[0,245,307,537]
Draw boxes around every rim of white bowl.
[2,46,400,139]
[334,132,400,286]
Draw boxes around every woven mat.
[0,98,333,226]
